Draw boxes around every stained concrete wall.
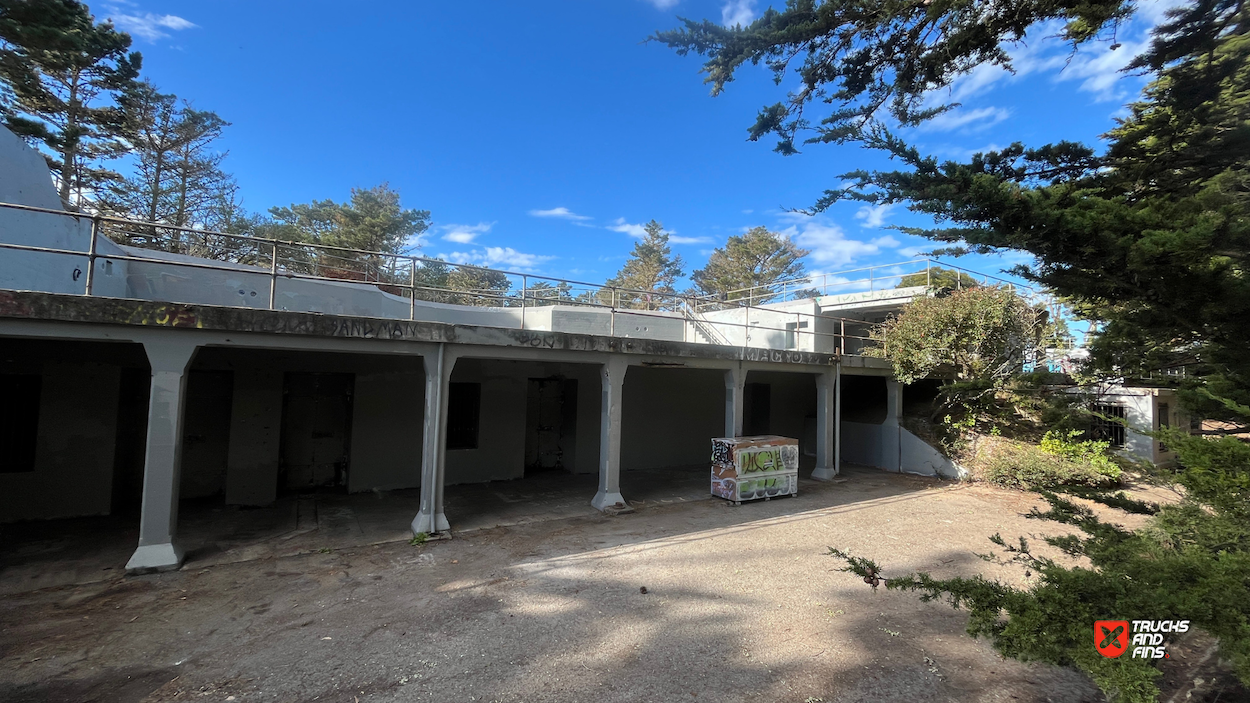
[180,370,233,499]
[620,367,724,471]
[225,369,284,505]
[445,358,528,484]
[349,371,425,492]
[0,363,120,522]
[743,371,817,464]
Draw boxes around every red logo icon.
[1095,620,1129,658]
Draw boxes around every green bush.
[1039,429,1122,482]
[983,440,1117,490]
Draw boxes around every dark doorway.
[111,367,151,515]
[743,382,771,436]
[280,372,355,492]
[524,377,578,474]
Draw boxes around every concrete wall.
[225,369,284,505]
[840,420,884,468]
[700,300,820,350]
[743,370,818,465]
[349,371,425,492]
[445,358,528,484]
[620,367,724,471]
[0,363,120,522]
[180,370,233,499]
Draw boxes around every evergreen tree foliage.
[100,81,233,231]
[0,0,141,207]
[691,225,809,302]
[263,185,431,283]
[869,287,1045,383]
[605,219,685,310]
[653,0,1132,153]
[896,266,981,291]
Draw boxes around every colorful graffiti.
[710,435,799,503]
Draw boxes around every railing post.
[84,216,99,296]
[743,305,749,348]
[926,259,931,288]
[268,242,279,309]
[521,274,527,330]
[840,318,846,355]
[869,267,874,292]
[409,259,417,321]
[609,287,616,337]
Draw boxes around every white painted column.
[812,366,838,480]
[834,361,842,475]
[592,356,628,512]
[126,338,198,574]
[882,378,903,472]
[724,365,745,438]
[412,344,452,535]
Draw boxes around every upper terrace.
[0,199,1040,356]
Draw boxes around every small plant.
[317,547,333,554]
[409,532,429,546]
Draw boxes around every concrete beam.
[412,344,453,535]
[592,356,629,512]
[125,337,198,574]
[812,365,838,480]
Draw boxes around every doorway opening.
[280,372,355,493]
[524,377,579,475]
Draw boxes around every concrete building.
[0,127,960,574]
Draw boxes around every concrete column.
[835,362,842,475]
[412,344,452,535]
[724,365,745,437]
[812,366,838,480]
[126,338,198,574]
[225,369,284,506]
[591,356,628,512]
[882,378,903,472]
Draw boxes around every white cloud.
[105,7,197,41]
[669,235,713,244]
[721,0,756,27]
[442,247,555,271]
[780,217,899,267]
[916,106,1011,133]
[529,207,591,221]
[645,0,681,8]
[608,218,647,238]
[854,203,897,229]
[439,221,494,244]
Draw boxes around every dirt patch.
[0,468,1231,702]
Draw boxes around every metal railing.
[0,201,894,354]
[717,258,1042,307]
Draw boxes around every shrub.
[982,439,1116,490]
[1039,429,1122,482]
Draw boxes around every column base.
[411,511,450,535]
[125,542,185,574]
[591,490,631,513]
[811,466,840,481]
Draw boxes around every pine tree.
[691,226,808,303]
[100,81,233,235]
[604,219,685,310]
[0,0,141,207]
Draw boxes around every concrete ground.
[0,466,1149,702]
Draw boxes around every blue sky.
[101,0,1179,288]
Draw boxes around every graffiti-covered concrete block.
[710,435,799,502]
